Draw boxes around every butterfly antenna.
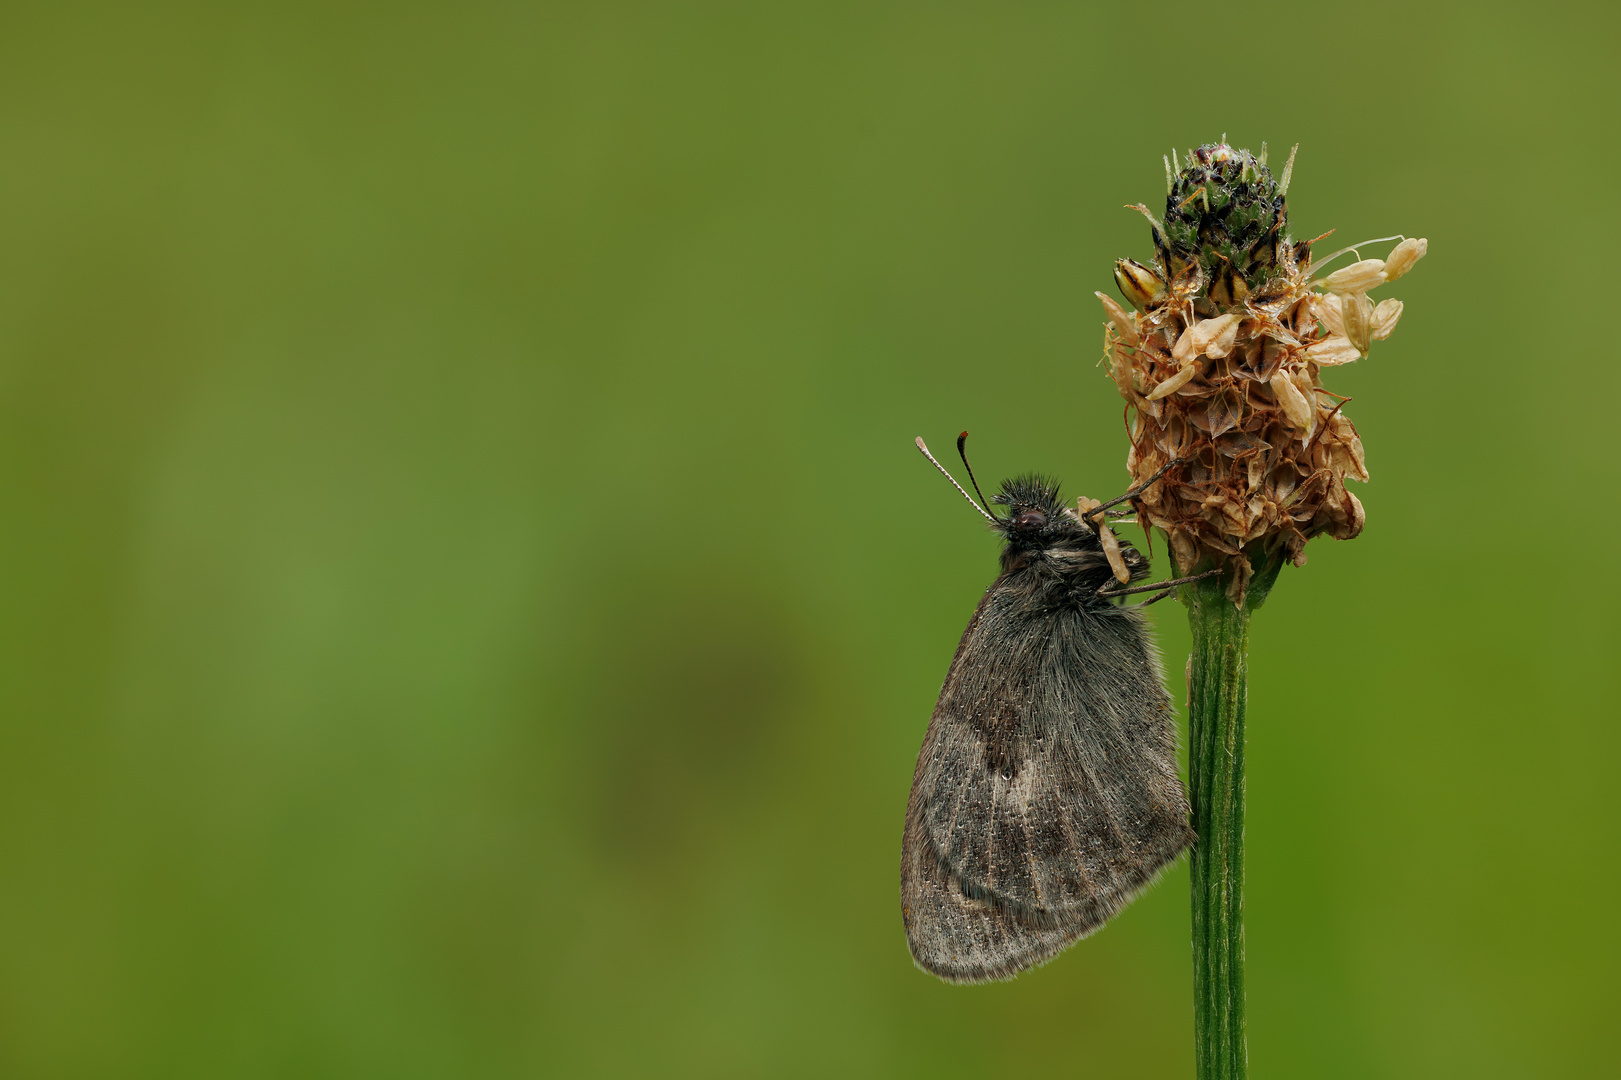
[954,432,997,519]
[915,437,998,525]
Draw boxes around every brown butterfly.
[902,436,1207,983]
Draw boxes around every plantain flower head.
[1099,141,1426,601]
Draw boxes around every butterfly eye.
[1014,509,1047,532]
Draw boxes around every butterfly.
[902,435,1205,983]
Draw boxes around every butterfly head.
[993,475,1086,546]
[993,474,1151,590]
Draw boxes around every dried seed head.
[1101,141,1426,601]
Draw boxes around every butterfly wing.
[901,579,1193,983]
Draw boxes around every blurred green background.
[2,1,1617,1076]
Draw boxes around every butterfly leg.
[1085,458,1186,521]
[1097,567,1220,599]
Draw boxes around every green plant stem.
[1180,559,1278,1080]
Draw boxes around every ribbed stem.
[1185,580,1250,1079]
[1179,556,1277,1080]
